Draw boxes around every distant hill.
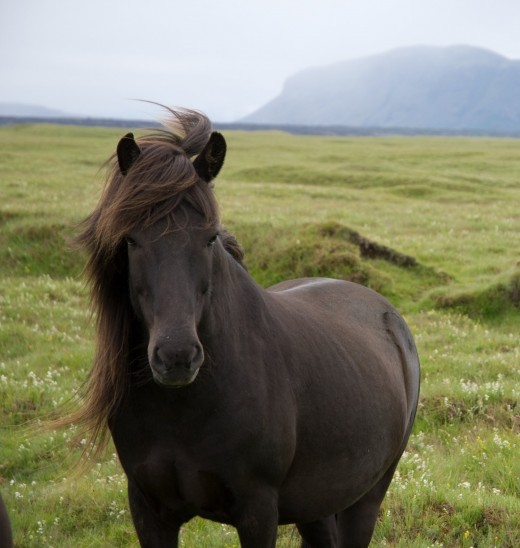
[0,102,76,118]
[0,102,158,130]
[242,46,520,131]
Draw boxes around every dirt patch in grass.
[318,221,418,267]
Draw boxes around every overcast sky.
[2,0,520,122]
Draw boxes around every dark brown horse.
[0,492,13,547]
[72,107,420,547]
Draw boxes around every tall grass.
[0,124,518,546]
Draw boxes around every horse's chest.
[111,405,238,519]
[131,449,234,520]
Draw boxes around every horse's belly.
[277,444,397,523]
[277,456,384,523]
[277,387,408,522]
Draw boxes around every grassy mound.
[231,220,448,308]
[430,267,520,320]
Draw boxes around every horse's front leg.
[128,481,187,548]
[234,488,279,548]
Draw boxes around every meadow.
[0,123,518,547]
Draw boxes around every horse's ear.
[193,132,226,183]
[117,132,141,175]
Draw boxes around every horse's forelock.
[93,109,218,255]
[159,106,213,157]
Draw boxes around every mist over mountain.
[242,46,520,131]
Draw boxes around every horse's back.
[270,276,394,317]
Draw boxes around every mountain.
[0,102,75,118]
[242,46,520,131]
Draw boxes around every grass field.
[0,123,519,546]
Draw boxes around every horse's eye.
[207,234,218,247]
[125,236,137,248]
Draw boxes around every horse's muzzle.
[149,340,204,387]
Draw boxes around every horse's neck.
[205,248,272,344]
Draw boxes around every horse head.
[117,131,226,387]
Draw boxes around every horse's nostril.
[193,343,203,363]
[154,346,168,367]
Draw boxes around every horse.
[72,107,420,547]
[0,491,13,547]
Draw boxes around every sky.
[2,0,520,122]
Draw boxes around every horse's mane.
[59,107,243,457]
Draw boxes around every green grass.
[0,124,519,546]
